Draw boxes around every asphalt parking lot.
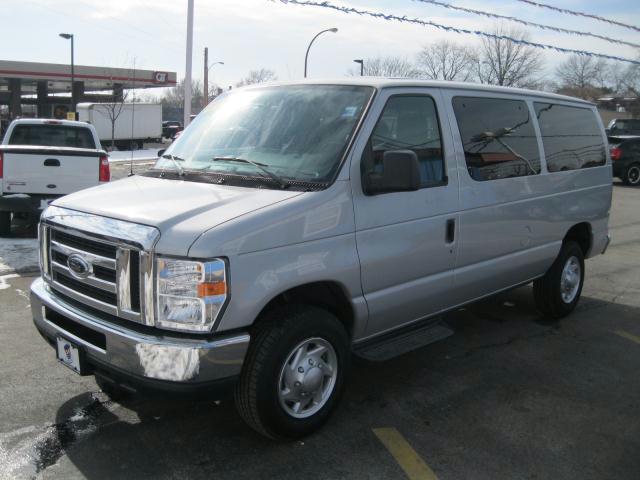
[1,178,639,480]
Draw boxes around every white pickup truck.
[0,119,110,235]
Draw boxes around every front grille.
[44,225,145,324]
[51,229,117,258]
[53,271,118,306]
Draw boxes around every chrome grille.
[43,224,146,324]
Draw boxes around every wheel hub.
[560,255,581,304]
[278,337,338,419]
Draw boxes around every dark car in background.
[610,136,640,186]
[162,120,182,139]
[607,119,640,137]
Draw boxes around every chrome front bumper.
[30,277,250,387]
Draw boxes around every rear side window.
[452,97,540,181]
[8,125,96,149]
[366,95,445,188]
[534,103,605,172]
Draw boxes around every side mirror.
[157,149,166,157]
[364,149,421,195]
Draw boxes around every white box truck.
[77,102,162,151]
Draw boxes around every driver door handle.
[446,218,455,244]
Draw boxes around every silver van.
[31,79,612,439]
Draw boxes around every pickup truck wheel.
[622,163,640,186]
[533,241,584,319]
[0,212,11,236]
[235,305,350,440]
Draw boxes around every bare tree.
[348,56,421,78]
[161,78,204,109]
[472,24,544,87]
[555,54,608,90]
[98,81,129,150]
[416,41,474,81]
[236,68,277,87]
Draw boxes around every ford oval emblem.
[67,253,91,279]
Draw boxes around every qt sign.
[153,71,169,84]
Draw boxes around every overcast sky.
[5,0,640,89]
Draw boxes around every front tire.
[235,305,350,439]
[533,241,585,319]
[0,211,11,236]
[622,163,640,186]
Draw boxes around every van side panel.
[443,90,611,303]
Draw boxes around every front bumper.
[30,277,250,393]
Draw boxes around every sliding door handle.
[446,218,455,243]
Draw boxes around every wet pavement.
[0,183,639,479]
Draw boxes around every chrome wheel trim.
[560,256,581,304]
[277,337,338,419]
[628,165,640,185]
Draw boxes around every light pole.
[184,0,194,127]
[59,33,75,117]
[353,59,364,76]
[204,47,224,106]
[304,28,338,78]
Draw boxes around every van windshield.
[154,85,373,185]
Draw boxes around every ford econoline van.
[31,79,612,439]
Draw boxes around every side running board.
[353,319,454,362]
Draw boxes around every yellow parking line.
[373,427,438,480]
[614,330,640,345]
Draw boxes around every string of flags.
[276,0,640,66]
[413,0,640,49]
[516,0,640,33]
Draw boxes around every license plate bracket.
[56,337,88,375]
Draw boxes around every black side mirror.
[364,149,421,195]
[157,149,166,157]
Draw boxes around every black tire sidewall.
[0,211,11,236]
[253,307,350,439]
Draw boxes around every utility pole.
[203,47,208,107]
[353,59,364,76]
[184,0,194,127]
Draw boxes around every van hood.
[52,175,303,255]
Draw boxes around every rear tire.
[622,163,640,186]
[235,305,350,440]
[0,211,11,236]
[533,241,585,319]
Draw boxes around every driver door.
[350,88,460,338]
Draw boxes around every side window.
[364,95,445,188]
[535,103,605,172]
[452,96,540,181]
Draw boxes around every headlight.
[156,257,228,332]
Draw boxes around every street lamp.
[353,59,364,76]
[204,46,225,106]
[59,33,75,117]
[304,28,338,78]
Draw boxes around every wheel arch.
[253,281,356,339]
[563,222,592,257]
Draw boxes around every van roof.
[247,78,594,106]
[9,118,92,127]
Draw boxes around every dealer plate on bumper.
[56,337,83,374]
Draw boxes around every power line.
[517,0,640,33]
[413,0,640,49]
[275,0,640,66]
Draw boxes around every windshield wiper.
[161,154,185,177]
[211,156,287,189]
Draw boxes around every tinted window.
[535,103,605,172]
[453,97,540,181]
[364,95,445,188]
[9,124,96,148]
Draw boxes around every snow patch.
[0,238,39,275]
